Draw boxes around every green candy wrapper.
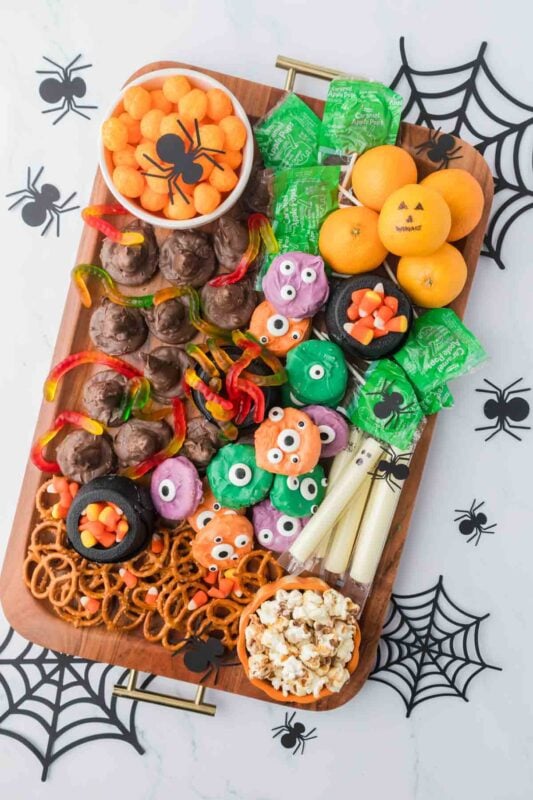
[254,92,321,170]
[417,382,454,415]
[319,79,403,164]
[393,309,487,395]
[347,359,425,450]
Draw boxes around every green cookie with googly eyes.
[207,443,273,509]
[270,464,327,518]
[286,340,348,408]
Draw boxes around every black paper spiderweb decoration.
[0,627,145,781]
[369,576,501,716]
[390,37,533,270]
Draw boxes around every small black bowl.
[66,475,155,564]
[325,275,413,361]
[191,344,281,431]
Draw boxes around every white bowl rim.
[98,67,254,229]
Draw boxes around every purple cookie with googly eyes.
[252,498,310,553]
[150,456,203,521]
[302,405,349,458]
[262,252,330,320]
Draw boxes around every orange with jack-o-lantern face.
[254,406,321,476]
[378,184,451,257]
[248,300,311,357]
[191,514,254,572]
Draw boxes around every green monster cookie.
[270,464,327,518]
[286,340,348,407]
[207,443,273,509]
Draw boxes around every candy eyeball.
[158,478,176,502]
[302,405,350,458]
[268,407,284,422]
[191,514,254,571]
[255,407,321,476]
[207,443,273,508]
[252,498,309,553]
[151,456,203,521]
[263,251,330,319]
[187,482,242,534]
[270,463,327,518]
[309,364,325,380]
[267,315,289,336]
[248,300,311,357]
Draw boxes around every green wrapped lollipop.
[254,93,321,170]
[207,443,273,509]
[286,340,348,407]
[270,464,327,518]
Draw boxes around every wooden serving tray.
[0,60,493,711]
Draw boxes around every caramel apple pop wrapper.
[323,472,373,577]
[278,436,381,574]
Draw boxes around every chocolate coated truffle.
[113,419,172,467]
[89,298,148,355]
[141,346,192,401]
[100,219,158,286]
[82,370,128,426]
[56,430,116,484]
[213,212,248,269]
[180,417,221,469]
[142,297,195,345]
[159,230,216,287]
[200,279,257,330]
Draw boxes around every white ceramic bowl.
[99,68,254,229]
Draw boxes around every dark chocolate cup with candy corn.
[325,275,412,361]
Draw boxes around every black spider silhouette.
[272,711,317,755]
[174,634,239,683]
[369,445,412,492]
[454,499,497,546]
[5,166,79,236]
[367,381,415,427]
[475,378,530,441]
[36,54,97,125]
[142,119,224,204]
[415,128,462,169]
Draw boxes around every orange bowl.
[237,575,361,705]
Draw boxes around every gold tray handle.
[113,669,216,716]
[275,55,366,91]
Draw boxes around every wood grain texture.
[0,60,493,711]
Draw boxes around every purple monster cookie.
[303,405,349,458]
[150,456,203,521]
[252,498,309,553]
[262,252,329,320]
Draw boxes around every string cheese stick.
[278,437,382,572]
[323,473,373,575]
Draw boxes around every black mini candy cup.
[66,475,155,564]
[191,344,281,431]
[325,275,413,361]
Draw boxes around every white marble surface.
[1,1,533,798]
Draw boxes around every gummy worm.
[45,351,143,402]
[226,332,265,424]
[184,369,235,421]
[208,214,279,287]
[31,412,103,474]
[207,335,286,387]
[185,343,221,380]
[82,205,145,246]
[154,286,231,339]
[119,376,151,422]
[72,264,156,309]
[123,397,187,480]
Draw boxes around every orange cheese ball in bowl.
[123,85,152,120]
[178,88,208,123]
[199,124,225,151]
[113,166,145,198]
[102,118,128,151]
[206,88,233,122]
[112,145,137,169]
[209,162,238,193]
[162,75,192,103]
[160,114,193,140]
[150,88,173,114]
[134,141,162,170]
[140,186,169,212]
[194,183,221,215]
[216,149,242,169]
[219,115,247,150]
[118,112,142,144]
[164,195,197,220]
[140,109,165,141]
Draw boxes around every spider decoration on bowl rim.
[454,499,497,546]
[475,378,531,441]
[272,711,317,755]
[142,119,225,204]
[369,444,412,492]
[367,382,415,427]
[414,128,462,169]
[36,54,97,125]
[5,166,79,236]
[174,633,239,684]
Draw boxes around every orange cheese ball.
[140,186,169,212]
[197,159,214,180]
[135,140,164,169]
[114,100,125,116]
[140,108,165,141]
[215,149,242,169]
[145,173,171,194]
[209,162,238,192]
[112,145,137,169]
[118,112,142,144]
[178,89,208,123]
[123,85,152,120]
[102,117,129,151]
[162,75,192,103]
[113,166,145,198]
[160,114,193,140]
[150,88,173,114]
[194,183,222,215]
[164,195,197,220]
[199,124,225,151]
[206,88,233,122]
[219,115,247,151]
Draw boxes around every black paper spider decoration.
[272,711,317,755]
[415,128,462,169]
[369,445,412,492]
[36,54,97,125]
[0,626,144,781]
[367,382,414,427]
[475,377,531,441]
[5,166,79,236]
[369,575,501,716]
[142,120,225,204]
[454,499,497,546]
[390,37,533,270]
[174,634,239,684]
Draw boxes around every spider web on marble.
[390,37,533,270]
[0,627,145,781]
[369,576,501,717]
